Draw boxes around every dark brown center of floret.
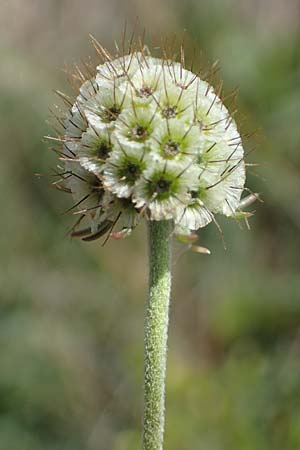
[124,162,142,182]
[138,85,153,98]
[155,178,172,194]
[118,157,145,185]
[127,163,139,174]
[191,190,199,199]
[96,141,112,160]
[103,105,121,122]
[132,124,149,140]
[164,140,180,157]
[162,105,178,119]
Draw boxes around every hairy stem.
[142,220,173,450]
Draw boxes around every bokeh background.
[1,0,300,449]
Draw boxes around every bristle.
[54,90,74,108]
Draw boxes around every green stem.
[142,220,173,450]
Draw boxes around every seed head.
[51,38,248,242]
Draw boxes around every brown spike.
[54,90,74,108]
[89,34,112,62]
[82,221,113,241]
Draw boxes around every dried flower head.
[49,35,249,242]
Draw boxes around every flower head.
[50,37,248,242]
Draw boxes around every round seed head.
[53,39,248,241]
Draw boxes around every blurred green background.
[1,1,300,449]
